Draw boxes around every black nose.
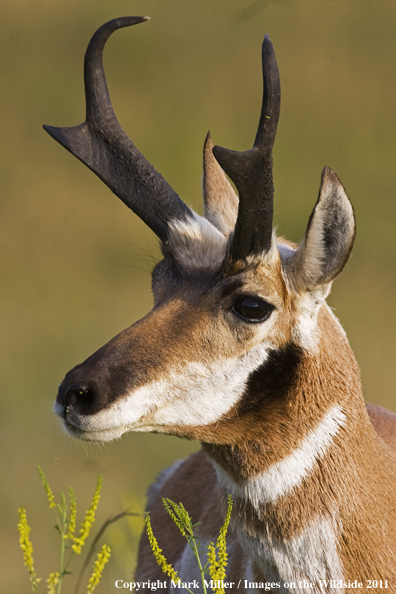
[56,348,124,416]
[57,382,98,415]
[64,385,95,408]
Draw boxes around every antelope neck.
[203,404,346,502]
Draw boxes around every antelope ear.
[203,132,239,235]
[291,167,356,292]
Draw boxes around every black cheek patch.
[237,342,304,415]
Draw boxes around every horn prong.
[213,34,281,260]
[43,16,192,244]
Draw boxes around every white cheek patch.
[150,342,272,427]
[69,341,272,439]
[213,405,346,506]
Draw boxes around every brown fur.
[49,19,396,591]
[58,226,396,588]
[137,303,396,591]
[58,228,396,588]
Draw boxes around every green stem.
[179,586,196,594]
[63,550,75,574]
[56,511,67,594]
[57,538,65,594]
[190,537,208,594]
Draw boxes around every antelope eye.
[232,295,275,323]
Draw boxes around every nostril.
[65,385,95,409]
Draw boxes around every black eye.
[232,295,275,323]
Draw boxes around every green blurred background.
[1,0,396,591]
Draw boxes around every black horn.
[213,34,281,260]
[43,16,193,243]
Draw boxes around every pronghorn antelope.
[47,16,396,593]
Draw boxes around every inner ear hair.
[291,167,356,292]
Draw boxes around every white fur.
[167,214,227,270]
[277,242,324,351]
[291,294,325,351]
[277,241,296,262]
[171,539,255,594]
[167,215,283,273]
[171,513,343,593]
[238,516,343,593]
[291,172,354,291]
[213,405,346,506]
[243,232,279,268]
[61,341,272,441]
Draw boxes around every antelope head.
[48,17,355,446]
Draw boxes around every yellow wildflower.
[215,495,233,577]
[86,544,111,593]
[47,571,60,594]
[207,496,233,594]
[65,486,77,540]
[37,466,56,509]
[72,475,103,554]
[207,541,217,575]
[17,507,41,591]
[162,498,186,536]
[145,513,179,581]
[208,539,222,592]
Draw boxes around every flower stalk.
[145,513,180,583]
[72,475,103,555]
[18,468,111,594]
[87,544,111,593]
[18,507,41,593]
[146,496,233,594]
